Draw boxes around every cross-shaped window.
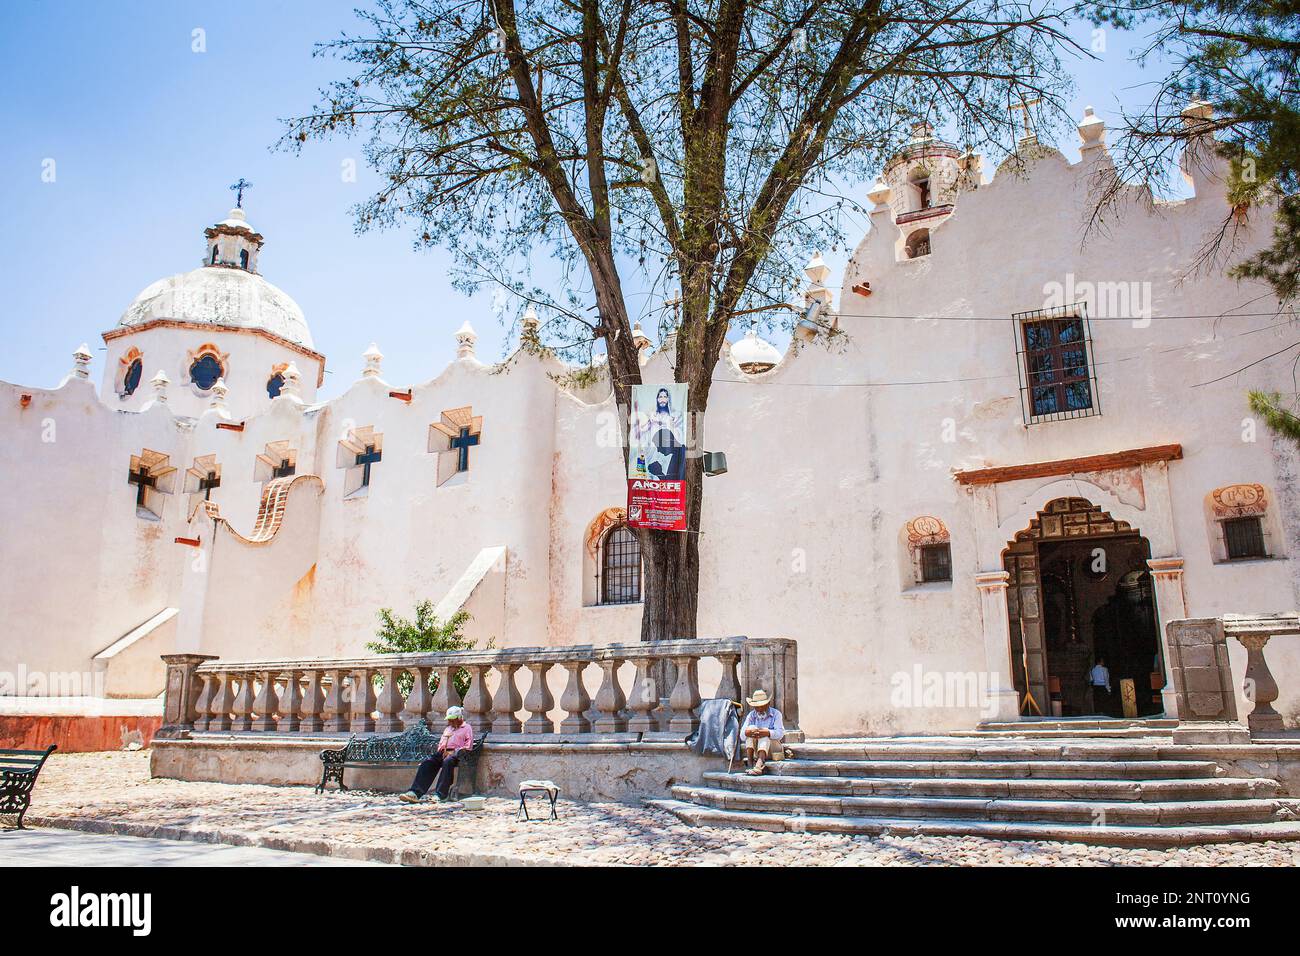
[198,470,220,500]
[272,458,295,479]
[128,464,155,509]
[355,444,381,487]
[450,426,479,472]
[429,406,483,487]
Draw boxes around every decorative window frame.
[254,440,299,484]
[337,425,383,499]
[582,508,635,606]
[1205,483,1277,563]
[116,347,145,399]
[902,515,952,590]
[1012,302,1100,425]
[184,453,222,519]
[597,521,643,606]
[266,362,289,399]
[185,342,229,395]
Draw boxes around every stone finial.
[362,342,384,378]
[71,343,92,380]
[455,320,478,359]
[804,251,833,308]
[150,369,170,404]
[281,362,303,399]
[866,177,892,210]
[958,150,984,190]
[521,307,540,347]
[908,121,935,145]
[209,377,229,411]
[1077,106,1107,154]
[632,320,652,351]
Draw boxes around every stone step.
[645,799,1300,848]
[948,728,1174,739]
[975,719,1178,733]
[703,771,1280,802]
[789,741,1172,761]
[770,759,1223,780]
[671,785,1298,827]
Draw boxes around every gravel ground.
[15,751,1300,866]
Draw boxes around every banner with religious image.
[626,382,688,531]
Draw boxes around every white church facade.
[4,104,1299,737]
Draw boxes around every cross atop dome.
[229,177,253,208]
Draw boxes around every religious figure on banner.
[628,384,687,481]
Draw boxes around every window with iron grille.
[1013,304,1100,424]
[919,543,952,583]
[600,524,642,605]
[1223,516,1267,560]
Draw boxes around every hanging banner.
[626,383,688,531]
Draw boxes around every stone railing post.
[491,663,523,734]
[350,668,376,733]
[713,652,742,704]
[278,670,303,733]
[740,638,801,737]
[593,659,627,733]
[559,661,592,734]
[973,571,1021,722]
[230,671,255,732]
[461,665,493,738]
[251,669,280,732]
[191,671,215,733]
[400,666,432,730]
[158,654,217,738]
[667,655,702,734]
[1239,633,1284,735]
[626,656,658,734]
[208,670,234,732]
[523,662,556,733]
[299,670,325,732]
[375,666,405,733]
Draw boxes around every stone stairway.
[649,728,1300,847]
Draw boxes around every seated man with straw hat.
[739,689,784,776]
[400,706,473,803]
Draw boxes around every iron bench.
[1,745,57,829]
[317,724,484,799]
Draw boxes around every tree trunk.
[638,455,703,641]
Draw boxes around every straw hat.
[746,689,773,708]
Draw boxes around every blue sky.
[0,2,1174,397]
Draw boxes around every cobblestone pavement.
[2,827,389,866]
[18,752,1300,866]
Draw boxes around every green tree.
[367,602,475,696]
[285,0,1075,641]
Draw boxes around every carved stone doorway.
[1003,497,1165,718]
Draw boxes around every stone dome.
[731,329,782,372]
[118,265,313,348]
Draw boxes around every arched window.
[266,372,284,398]
[906,229,931,259]
[600,523,642,605]
[908,167,932,210]
[189,353,223,391]
[210,246,219,265]
[122,357,143,397]
[239,249,249,270]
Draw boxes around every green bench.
[317,724,484,799]
[1,745,57,829]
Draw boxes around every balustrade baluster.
[300,670,325,732]
[230,672,255,731]
[462,664,493,737]
[714,653,742,704]
[559,661,592,734]
[429,664,461,720]
[208,671,233,732]
[251,669,280,732]
[592,659,627,733]
[399,666,432,729]
[350,668,376,733]
[626,657,658,733]
[277,670,303,733]
[523,662,556,733]
[323,669,348,732]
[491,663,523,734]
[667,656,702,733]
[191,672,215,732]
[375,666,405,733]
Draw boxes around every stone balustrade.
[158,637,799,742]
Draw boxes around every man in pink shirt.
[400,706,474,803]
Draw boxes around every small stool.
[517,779,560,820]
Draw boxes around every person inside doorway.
[1088,656,1112,716]
[1089,570,1161,716]
[400,707,473,803]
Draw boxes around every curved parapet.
[204,473,324,545]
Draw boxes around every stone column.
[157,654,217,738]
[1147,557,1186,718]
[974,571,1021,722]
